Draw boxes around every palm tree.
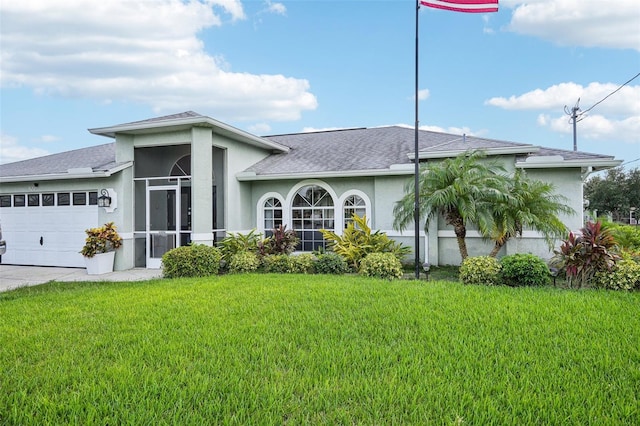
[486,170,575,257]
[393,150,510,261]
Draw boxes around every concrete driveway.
[0,264,163,292]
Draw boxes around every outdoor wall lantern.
[97,189,112,208]
[98,188,117,213]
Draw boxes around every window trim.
[256,192,286,234]
[285,180,338,252]
[337,190,372,232]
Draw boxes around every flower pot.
[84,251,116,275]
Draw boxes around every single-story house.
[0,111,621,270]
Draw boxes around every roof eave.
[236,164,414,181]
[411,145,540,160]
[0,162,133,183]
[89,116,289,153]
[516,159,622,170]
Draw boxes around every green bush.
[593,255,640,291]
[262,254,293,273]
[218,230,262,263]
[359,252,403,280]
[499,253,551,287]
[314,252,350,275]
[291,253,316,274]
[228,251,260,274]
[321,214,410,270]
[601,220,640,251]
[262,254,316,274]
[162,244,222,278]
[459,256,501,285]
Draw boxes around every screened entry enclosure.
[133,149,222,268]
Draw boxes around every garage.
[0,191,99,267]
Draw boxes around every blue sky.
[1,0,639,169]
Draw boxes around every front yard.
[1,274,638,424]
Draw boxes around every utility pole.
[564,98,580,151]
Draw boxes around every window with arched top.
[343,194,366,227]
[291,185,334,251]
[263,197,283,235]
[170,155,191,176]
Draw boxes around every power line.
[564,71,640,151]
[577,71,640,121]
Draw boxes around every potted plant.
[80,222,122,274]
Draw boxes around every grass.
[1,274,639,425]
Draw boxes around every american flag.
[420,0,499,13]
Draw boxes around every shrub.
[321,214,410,270]
[359,252,403,280]
[291,253,316,274]
[459,256,501,285]
[601,219,640,251]
[162,244,222,278]
[262,254,293,273]
[499,253,551,287]
[228,251,260,273]
[593,254,640,291]
[314,252,350,275]
[262,253,316,274]
[550,221,619,288]
[259,225,299,256]
[218,230,262,263]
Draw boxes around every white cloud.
[408,89,430,102]
[487,82,640,114]
[502,0,640,51]
[0,0,316,122]
[301,126,349,133]
[0,134,50,164]
[38,135,60,143]
[487,81,640,143]
[265,1,287,16]
[248,122,272,135]
[541,113,640,144]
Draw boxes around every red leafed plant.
[551,221,619,288]
[258,224,299,256]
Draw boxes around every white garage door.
[0,192,99,267]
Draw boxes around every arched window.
[263,197,283,236]
[343,194,366,227]
[170,155,191,176]
[292,185,334,251]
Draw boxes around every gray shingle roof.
[0,120,619,180]
[247,126,617,176]
[522,146,616,161]
[0,143,120,178]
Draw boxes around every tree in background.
[584,167,640,223]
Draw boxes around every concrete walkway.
[0,264,163,293]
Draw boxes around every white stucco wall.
[212,135,273,233]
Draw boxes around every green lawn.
[1,274,638,425]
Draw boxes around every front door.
[146,185,181,269]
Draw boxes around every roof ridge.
[112,111,203,127]
[263,127,367,138]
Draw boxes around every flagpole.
[414,0,421,279]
